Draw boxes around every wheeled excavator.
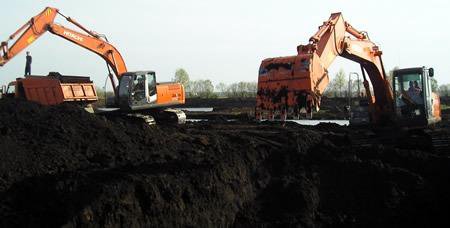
[0,7,186,124]
[256,13,441,128]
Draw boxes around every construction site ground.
[181,97,350,120]
[0,97,449,227]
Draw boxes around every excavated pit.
[0,98,449,227]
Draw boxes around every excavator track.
[428,129,450,155]
[125,108,186,126]
[350,131,397,150]
[97,108,186,126]
[126,113,156,126]
[151,108,186,125]
[349,128,449,154]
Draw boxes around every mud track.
[0,98,449,227]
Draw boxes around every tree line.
[173,68,257,98]
[96,67,448,101]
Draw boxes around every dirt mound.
[0,98,450,227]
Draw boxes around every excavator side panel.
[431,92,441,123]
[155,83,185,106]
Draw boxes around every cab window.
[146,72,156,96]
[394,72,425,117]
[6,84,15,94]
[394,73,423,104]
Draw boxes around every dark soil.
[0,98,449,227]
[180,97,349,120]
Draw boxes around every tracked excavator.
[256,13,441,128]
[0,7,186,124]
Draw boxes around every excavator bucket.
[256,53,327,120]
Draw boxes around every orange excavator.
[256,13,441,127]
[0,7,186,123]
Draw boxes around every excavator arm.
[305,12,394,120]
[257,12,394,123]
[1,8,58,65]
[0,7,127,89]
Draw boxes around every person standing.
[25,51,32,76]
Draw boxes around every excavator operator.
[407,81,423,105]
[397,79,424,118]
[133,76,146,102]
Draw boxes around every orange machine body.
[432,92,441,120]
[155,83,185,106]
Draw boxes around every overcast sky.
[1,0,449,90]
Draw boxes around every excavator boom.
[0,7,127,90]
[1,8,58,66]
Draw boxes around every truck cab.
[0,85,5,98]
[393,67,441,127]
[0,82,17,98]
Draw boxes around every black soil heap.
[0,98,449,227]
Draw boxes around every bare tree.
[215,82,227,97]
[188,79,215,98]
[185,79,257,98]
[387,66,399,86]
[223,81,257,98]
[199,79,215,98]
[246,82,257,97]
[430,78,438,92]
[225,83,239,97]
[439,84,449,97]
[173,68,190,88]
[332,69,347,97]
[237,82,247,97]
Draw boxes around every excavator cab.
[393,67,441,127]
[2,82,17,98]
[118,71,158,110]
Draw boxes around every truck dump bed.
[18,74,97,105]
